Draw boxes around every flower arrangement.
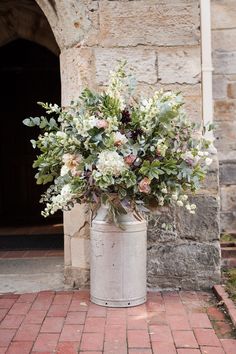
[23,62,213,224]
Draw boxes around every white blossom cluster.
[96,150,127,176]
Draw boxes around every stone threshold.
[0,250,64,259]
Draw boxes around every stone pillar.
[60,47,97,288]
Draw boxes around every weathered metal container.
[90,203,147,307]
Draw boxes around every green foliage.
[23,62,213,221]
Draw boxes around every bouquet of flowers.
[23,62,212,224]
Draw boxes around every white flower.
[56,131,67,139]
[61,184,72,196]
[158,196,164,206]
[113,132,128,145]
[60,165,69,176]
[186,203,191,211]
[177,200,184,207]
[181,195,188,201]
[182,151,194,161]
[198,151,204,157]
[186,203,196,212]
[96,150,127,176]
[161,187,168,194]
[172,193,178,201]
[205,157,212,166]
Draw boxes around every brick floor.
[0,290,235,353]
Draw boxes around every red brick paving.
[0,291,235,353]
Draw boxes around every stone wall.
[211,0,236,234]
[35,0,220,290]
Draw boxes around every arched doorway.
[0,0,62,248]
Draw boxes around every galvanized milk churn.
[90,202,147,307]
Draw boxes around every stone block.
[212,29,236,52]
[213,51,236,75]
[64,266,90,288]
[211,1,236,30]
[71,238,90,269]
[158,47,201,84]
[147,241,221,290]
[227,83,236,98]
[220,185,236,212]
[175,195,220,242]
[212,75,227,100]
[63,204,90,238]
[94,48,157,85]
[214,99,236,118]
[60,48,97,106]
[64,234,71,267]
[214,120,236,152]
[220,161,236,185]
[99,0,200,47]
[220,212,236,233]
[214,99,236,122]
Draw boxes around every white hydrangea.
[96,150,127,176]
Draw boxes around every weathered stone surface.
[158,47,201,84]
[220,161,236,185]
[227,83,236,99]
[63,204,90,238]
[36,0,99,49]
[147,207,177,244]
[64,266,90,289]
[221,186,236,212]
[212,75,227,100]
[175,196,220,242]
[99,0,200,47]
[220,212,236,233]
[71,238,90,269]
[213,51,236,75]
[147,241,221,290]
[212,29,236,52]
[60,47,97,106]
[214,120,236,152]
[94,48,157,85]
[211,0,236,30]
[214,99,236,122]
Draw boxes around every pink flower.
[138,177,151,194]
[97,120,108,129]
[124,154,136,165]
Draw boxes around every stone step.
[221,241,236,247]
[221,247,236,258]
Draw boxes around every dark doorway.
[0,39,62,227]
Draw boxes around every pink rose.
[124,154,136,165]
[138,177,151,194]
[97,120,108,129]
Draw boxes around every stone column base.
[64,266,90,289]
